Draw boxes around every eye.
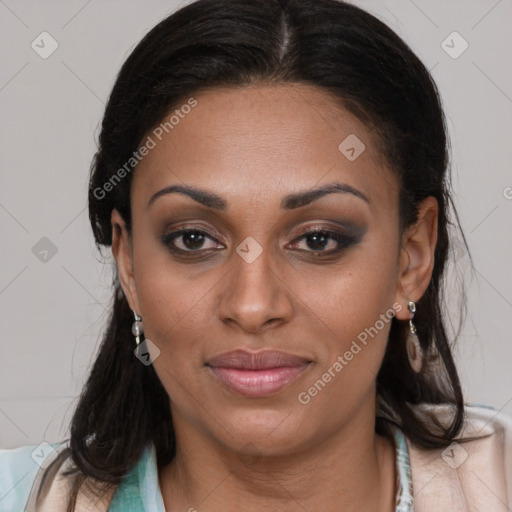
[162,228,224,253]
[161,225,361,257]
[288,228,356,254]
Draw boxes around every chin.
[216,407,312,454]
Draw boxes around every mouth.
[205,349,312,398]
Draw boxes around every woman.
[1,0,510,510]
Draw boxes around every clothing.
[0,403,510,511]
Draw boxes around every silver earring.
[132,311,144,346]
[406,300,423,373]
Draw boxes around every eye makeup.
[159,219,366,261]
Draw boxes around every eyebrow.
[147,182,370,210]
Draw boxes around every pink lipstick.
[206,349,311,397]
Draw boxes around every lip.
[206,349,311,369]
[206,349,312,397]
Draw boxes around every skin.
[111,83,438,511]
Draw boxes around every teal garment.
[394,426,414,512]
[107,441,166,511]
[0,426,412,511]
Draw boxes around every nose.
[218,244,294,334]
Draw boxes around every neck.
[158,407,396,512]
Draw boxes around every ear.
[393,196,438,320]
[111,209,140,314]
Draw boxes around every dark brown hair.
[64,0,470,508]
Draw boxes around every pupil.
[307,233,328,250]
[184,231,204,249]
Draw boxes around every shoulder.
[0,438,118,512]
[0,440,67,512]
[407,403,512,512]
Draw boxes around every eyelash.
[161,226,357,257]
[290,228,356,255]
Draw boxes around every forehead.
[131,83,398,214]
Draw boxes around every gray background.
[1,0,511,449]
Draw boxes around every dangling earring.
[406,300,423,373]
[132,311,144,346]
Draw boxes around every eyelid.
[290,221,366,240]
[287,227,357,252]
[164,223,224,242]
[161,220,365,254]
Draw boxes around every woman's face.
[113,83,435,457]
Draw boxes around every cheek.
[293,236,399,410]
[131,235,225,382]
[130,220,204,334]
[306,233,398,347]
[134,265,218,363]
[133,263,220,414]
